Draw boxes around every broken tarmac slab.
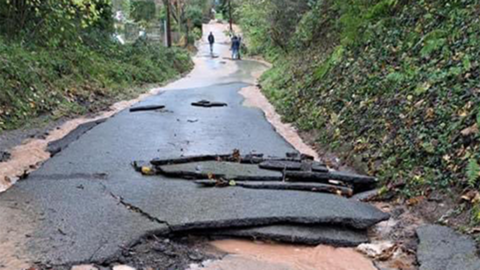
[149,153,320,167]
[259,160,328,172]
[158,161,283,180]
[151,153,265,166]
[198,224,369,247]
[351,189,380,201]
[285,171,377,192]
[0,178,166,267]
[108,176,390,231]
[416,225,480,270]
[194,180,353,197]
[47,119,106,156]
[191,100,228,107]
[147,154,377,194]
[129,105,165,112]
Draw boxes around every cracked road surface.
[0,23,387,269]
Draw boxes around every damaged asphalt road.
[0,82,388,268]
[0,24,388,270]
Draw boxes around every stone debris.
[357,241,395,258]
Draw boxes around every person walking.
[231,35,240,60]
[238,36,242,60]
[208,32,215,55]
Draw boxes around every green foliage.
[0,39,192,131]
[471,203,480,224]
[467,158,480,187]
[131,0,157,23]
[0,0,114,47]
[236,0,272,56]
[243,0,480,203]
[0,0,195,131]
[185,5,204,28]
[236,0,310,57]
[314,45,344,80]
[419,30,448,58]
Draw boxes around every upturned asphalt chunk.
[47,119,106,156]
[158,161,283,180]
[107,175,389,231]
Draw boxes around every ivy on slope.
[257,0,480,201]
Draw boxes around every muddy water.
[199,240,376,270]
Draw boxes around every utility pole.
[166,0,172,47]
[228,0,232,32]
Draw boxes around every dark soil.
[34,235,224,270]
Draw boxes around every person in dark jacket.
[231,36,240,60]
[238,36,242,60]
[208,32,215,54]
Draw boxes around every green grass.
[0,39,193,131]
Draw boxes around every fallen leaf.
[425,107,435,120]
[461,124,479,136]
[461,190,480,204]
[406,196,425,206]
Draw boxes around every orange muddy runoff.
[204,239,376,270]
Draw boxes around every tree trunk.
[166,0,172,47]
[228,0,233,32]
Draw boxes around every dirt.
[33,236,224,270]
[105,236,223,270]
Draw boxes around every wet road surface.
[0,23,386,269]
